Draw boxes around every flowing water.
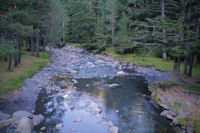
[0,46,175,133]
[32,75,175,133]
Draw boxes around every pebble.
[56,123,64,130]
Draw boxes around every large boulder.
[12,111,32,120]
[16,117,32,133]
[32,114,44,126]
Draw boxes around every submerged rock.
[73,118,82,123]
[16,117,32,133]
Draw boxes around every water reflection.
[75,76,175,133]
[32,75,175,133]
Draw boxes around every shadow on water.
[75,76,175,133]
[32,75,175,133]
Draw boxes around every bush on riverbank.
[0,52,50,95]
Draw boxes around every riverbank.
[0,52,50,96]
[149,82,200,133]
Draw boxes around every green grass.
[105,47,200,78]
[178,117,188,127]
[182,86,200,93]
[0,52,50,95]
[40,53,50,59]
[109,53,200,77]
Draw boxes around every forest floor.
[0,52,50,96]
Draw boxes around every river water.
[0,45,175,133]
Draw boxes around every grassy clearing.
[107,52,200,78]
[0,52,50,95]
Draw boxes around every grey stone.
[73,118,82,123]
[32,114,44,126]
[110,126,119,133]
[160,104,169,110]
[56,123,63,130]
[16,117,32,133]
[107,83,120,88]
[117,71,126,76]
[40,126,46,131]
[12,111,32,120]
[172,118,179,125]
[160,110,169,117]
[0,118,16,129]
[106,121,113,127]
[168,111,177,116]
[0,111,11,120]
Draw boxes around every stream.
[0,45,175,133]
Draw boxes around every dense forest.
[0,0,200,77]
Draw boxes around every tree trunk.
[14,43,18,67]
[4,57,7,62]
[90,0,92,10]
[161,0,167,60]
[184,57,188,75]
[31,38,34,56]
[14,54,18,67]
[43,37,47,52]
[188,55,194,76]
[173,57,181,77]
[111,10,115,53]
[62,21,65,44]
[193,54,197,67]
[162,50,167,60]
[17,39,21,64]
[8,54,12,70]
[97,8,100,24]
[36,34,40,57]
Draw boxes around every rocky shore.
[149,82,200,133]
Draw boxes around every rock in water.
[0,111,11,120]
[110,126,119,133]
[32,114,44,126]
[0,118,16,129]
[73,118,82,123]
[56,123,63,130]
[13,111,32,120]
[107,83,119,88]
[117,71,126,76]
[16,117,32,133]
[40,126,46,131]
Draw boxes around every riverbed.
[0,45,175,133]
